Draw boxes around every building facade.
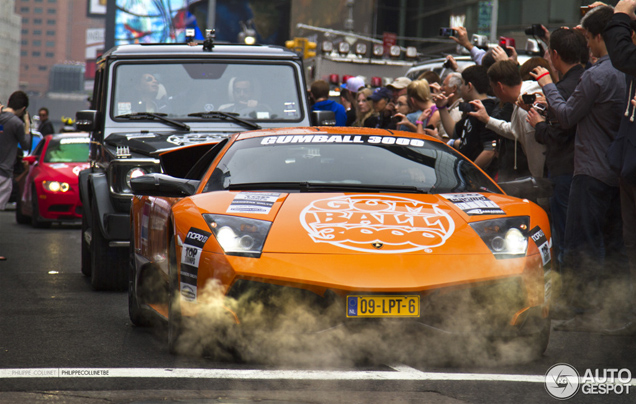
[15,0,104,96]
[0,1,22,103]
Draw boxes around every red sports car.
[16,132,90,227]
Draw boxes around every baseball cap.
[387,77,412,90]
[369,87,393,102]
[344,76,365,92]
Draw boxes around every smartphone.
[522,94,536,105]
[458,102,475,113]
[439,28,458,37]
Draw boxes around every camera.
[472,34,489,50]
[443,59,453,69]
[521,93,536,105]
[524,24,544,37]
[439,27,458,37]
[498,37,515,56]
[533,103,547,116]
[458,102,475,113]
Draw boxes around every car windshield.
[112,62,303,122]
[203,134,501,194]
[43,137,90,163]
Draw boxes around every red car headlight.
[42,180,70,193]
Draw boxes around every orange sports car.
[129,127,552,358]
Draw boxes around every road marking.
[2,365,635,385]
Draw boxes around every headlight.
[469,216,529,259]
[125,167,148,189]
[43,180,70,192]
[203,214,272,257]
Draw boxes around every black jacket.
[603,12,636,184]
[533,64,583,178]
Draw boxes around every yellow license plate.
[346,295,420,318]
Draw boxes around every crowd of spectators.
[307,0,636,335]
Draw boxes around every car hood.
[105,131,229,155]
[190,191,533,256]
[37,162,90,182]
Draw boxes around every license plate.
[346,295,420,318]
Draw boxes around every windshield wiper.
[115,112,190,131]
[228,182,427,193]
[188,111,261,130]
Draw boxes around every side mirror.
[76,110,99,132]
[311,110,336,126]
[130,173,200,197]
[23,155,37,165]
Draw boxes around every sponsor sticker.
[117,102,132,115]
[179,228,211,302]
[529,225,551,266]
[260,135,426,148]
[441,193,505,216]
[227,192,280,214]
[300,194,455,253]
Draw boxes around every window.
[34,18,42,24]
[33,30,42,35]
[33,40,41,46]
[45,52,54,57]
[47,8,56,14]
[21,29,28,35]
[21,40,28,45]
[46,41,54,47]
[32,51,41,57]
[46,30,54,36]
[39,65,47,71]
[21,51,27,57]
[34,7,43,13]
[20,7,29,12]
[22,17,29,23]
[46,19,55,25]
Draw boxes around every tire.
[90,201,128,291]
[80,210,91,277]
[168,235,184,354]
[31,187,51,229]
[128,233,153,327]
[15,195,29,225]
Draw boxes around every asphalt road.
[1,209,635,403]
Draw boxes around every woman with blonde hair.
[405,79,441,139]
[351,88,379,127]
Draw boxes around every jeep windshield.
[112,62,304,123]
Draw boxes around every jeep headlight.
[470,216,529,258]
[108,159,161,196]
[203,214,271,257]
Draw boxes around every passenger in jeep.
[132,73,170,114]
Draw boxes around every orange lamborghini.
[129,127,552,357]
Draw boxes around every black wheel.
[128,231,153,327]
[80,209,91,277]
[90,201,128,291]
[168,235,184,354]
[15,194,29,225]
[31,187,51,228]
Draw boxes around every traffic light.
[285,37,316,59]
[304,40,316,59]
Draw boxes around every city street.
[1,209,635,403]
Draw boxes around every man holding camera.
[468,60,545,180]
[436,65,498,177]
[531,5,626,331]
[526,28,587,284]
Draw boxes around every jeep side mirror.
[76,110,99,132]
[311,110,336,126]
